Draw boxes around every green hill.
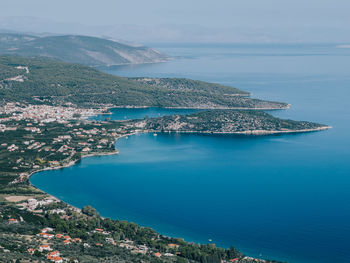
[141,109,329,134]
[0,55,289,109]
[0,33,170,67]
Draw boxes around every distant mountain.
[0,33,170,67]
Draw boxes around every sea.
[30,43,350,263]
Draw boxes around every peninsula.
[139,110,330,135]
[0,55,288,109]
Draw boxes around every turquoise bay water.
[31,44,350,263]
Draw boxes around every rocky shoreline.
[145,125,331,136]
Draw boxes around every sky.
[1,0,350,43]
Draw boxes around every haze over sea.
[31,43,350,263]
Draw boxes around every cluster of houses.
[2,120,119,178]
[6,144,18,152]
[0,125,17,132]
[230,257,268,263]
[87,228,177,258]
[24,126,42,133]
[2,139,47,154]
[5,210,256,263]
[28,228,66,262]
[26,140,46,150]
[8,218,20,224]
[9,172,28,184]
[6,208,179,261]
[17,197,57,212]
[49,125,115,156]
[27,244,63,263]
[9,196,68,216]
[27,227,83,262]
[0,101,124,178]
[118,239,177,258]
[219,257,267,263]
[46,250,63,263]
[0,103,101,124]
[28,226,129,262]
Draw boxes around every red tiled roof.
[40,245,50,248]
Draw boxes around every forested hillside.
[0,56,289,109]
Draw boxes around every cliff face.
[0,33,170,67]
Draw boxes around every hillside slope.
[0,55,289,109]
[0,33,170,66]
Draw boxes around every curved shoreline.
[27,125,330,202]
[24,126,331,263]
[27,125,331,188]
[26,132,145,219]
[27,133,136,200]
[109,104,291,110]
[27,151,120,211]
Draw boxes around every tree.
[177,257,187,263]
[82,205,99,217]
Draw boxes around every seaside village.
[0,102,131,183]
[0,102,103,128]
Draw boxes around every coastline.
[97,57,172,68]
[1,42,347,263]
[11,138,274,263]
[22,126,331,263]
[28,124,331,192]
[27,132,139,209]
[109,104,291,110]
[146,125,332,136]
[26,122,331,205]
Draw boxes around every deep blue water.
[31,43,350,263]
